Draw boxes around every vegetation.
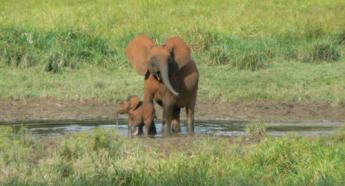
[1,62,345,103]
[0,126,344,185]
[1,0,345,70]
[1,1,344,185]
[0,0,345,102]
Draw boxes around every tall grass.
[0,28,121,72]
[0,127,344,185]
[0,0,344,71]
[1,27,344,72]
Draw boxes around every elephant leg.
[171,107,181,133]
[128,120,134,138]
[149,121,157,135]
[138,124,144,135]
[142,102,155,137]
[162,105,173,136]
[186,105,195,135]
[143,123,149,137]
[143,121,156,137]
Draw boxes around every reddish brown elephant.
[116,96,157,137]
[125,35,199,135]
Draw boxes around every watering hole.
[2,119,343,138]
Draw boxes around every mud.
[0,98,345,123]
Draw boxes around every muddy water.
[2,119,343,138]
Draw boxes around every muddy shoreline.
[1,98,345,124]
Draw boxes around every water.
[2,119,342,138]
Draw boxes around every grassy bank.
[1,0,345,102]
[0,126,344,185]
[1,62,345,103]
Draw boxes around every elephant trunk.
[159,63,179,96]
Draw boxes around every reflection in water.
[3,120,341,138]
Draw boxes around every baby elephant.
[116,96,157,137]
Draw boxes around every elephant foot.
[162,126,172,137]
[171,121,181,133]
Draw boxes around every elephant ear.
[128,96,141,110]
[125,35,155,75]
[165,36,191,69]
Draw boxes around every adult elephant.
[125,35,199,136]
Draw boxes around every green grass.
[0,0,345,70]
[0,126,344,185]
[1,27,344,71]
[201,61,345,103]
[0,0,345,102]
[1,61,345,103]
[0,63,141,101]
[1,0,344,36]
[1,2,345,185]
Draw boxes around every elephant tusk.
[154,75,161,81]
[158,63,180,96]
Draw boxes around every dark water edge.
[0,119,343,138]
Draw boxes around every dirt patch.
[196,100,345,122]
[0,98,345,123]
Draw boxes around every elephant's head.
[116,96,142,136]
[116,96,140,114]
[125,35,192,96]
